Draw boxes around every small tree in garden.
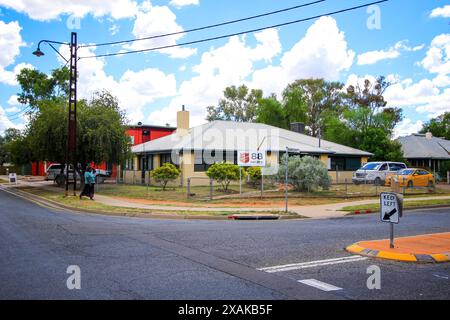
[246,166,262,187]
[277,155,331,192]
[206,162,243,192]
[151,163,180,190]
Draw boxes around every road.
[0,188,449,300]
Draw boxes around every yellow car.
[385,168,435,188]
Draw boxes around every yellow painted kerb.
[431,254,450,262]
[346,244,366,254]
[376,251,417,262]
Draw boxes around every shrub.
[150,163,180,190]
[206,162,244,192]
[277,155,331,192]
[246,166,262,187]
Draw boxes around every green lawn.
[19,187,294,217]
[341,198,450,212]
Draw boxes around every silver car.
[352,162,407,186]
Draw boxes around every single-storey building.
[398,132,450,173]
[126,108,372,185]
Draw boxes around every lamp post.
[33,32,78,197]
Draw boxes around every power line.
[79,0,327,49]
[79,0,389,60]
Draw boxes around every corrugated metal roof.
[132,120,373,157]
[398,134,450,159]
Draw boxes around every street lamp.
[33,33,78,197]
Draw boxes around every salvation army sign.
[237,151,266,167]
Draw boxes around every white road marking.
[258,255,368,273]
[298,279,343,292]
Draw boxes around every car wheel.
[55,174,66,187]
[374,178,382,186]
[407,180,413,188]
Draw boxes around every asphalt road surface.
[0,188,449,300]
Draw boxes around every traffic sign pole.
[390,222,394,248]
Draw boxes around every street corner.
[346,232,450,263]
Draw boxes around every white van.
[352,162,407,186]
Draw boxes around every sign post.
[380,192,403,248]
[237,150,266,197]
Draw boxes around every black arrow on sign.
[383,208,397,221]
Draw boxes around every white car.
[45,164,111,184]
[352,162,407,186]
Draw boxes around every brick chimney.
[177,105,190,136]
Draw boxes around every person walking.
[80,167,94,200]
[89,169,96,200]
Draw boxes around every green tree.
[206,162,243,192]
[277,155,331,192]
[151,163,181,190]
[283,79,344,137]
[0,128,23,165]
[420,112,450,140]
[324,76,404,161]
[256,97,287,129]
[16,67,70,111]
[206,85,263,122]
[3,130,34,165]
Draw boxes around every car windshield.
[397,169,414,175]
[360,163,381,170]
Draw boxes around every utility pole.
[66,32,78,196]
[33,32,78,196]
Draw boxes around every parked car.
[352,161,407,186]
[45,164,111,185]
[385,168,435,188]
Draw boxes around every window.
[160,153,179,167]
[194,150,237,172]
[379,163,388,171]
[330,157,361,171]
[389,163,406,171]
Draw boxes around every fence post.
[336,165,339,184]
[261,174,264,199]
[447,171,449,185]
[187,178,191,199]
[210,178,213,201]
[345,178,348,196]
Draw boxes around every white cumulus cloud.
[357,40,424,65]
[0,20,30,85]
[420,33,450,75]
[430,5,450,18]
[394,118,423,138]
[169,0,199,8]
[59,45,177,124]
[0,0,139,20]
[125,1,196,59]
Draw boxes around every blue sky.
[0,0,449,137]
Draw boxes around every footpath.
[2,175,450,219]
[347,232,450,263]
